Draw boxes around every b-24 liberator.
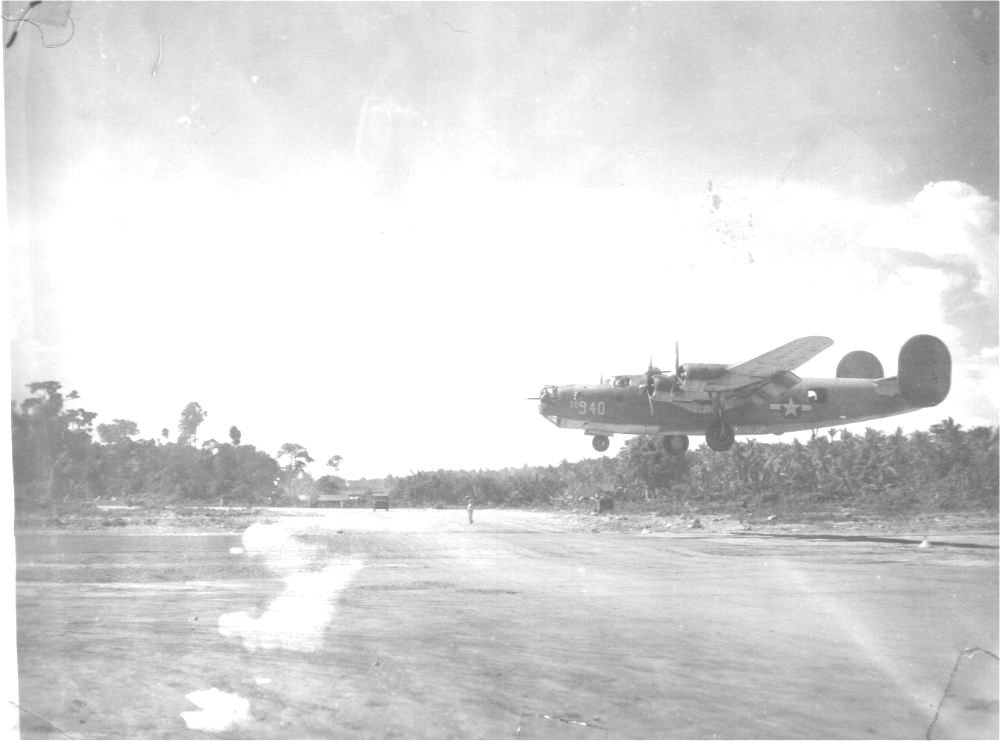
[535,334,950,454]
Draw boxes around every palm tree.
[930,417,967,478]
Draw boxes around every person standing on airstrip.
[467,500,474,524]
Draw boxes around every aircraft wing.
[653,335,834,397]
[726,336,834,378]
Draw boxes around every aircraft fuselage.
[539,375,917,437]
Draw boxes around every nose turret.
[538,385,558,412]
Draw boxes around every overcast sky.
[6,1,998,479]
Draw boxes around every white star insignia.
[769,398,813,417]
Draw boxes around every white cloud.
[857,181,998,355]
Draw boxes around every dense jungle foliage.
[11,381,999,515]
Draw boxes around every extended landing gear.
[591,435,610,453]
[705,419,736,452]
[663,434,689,455]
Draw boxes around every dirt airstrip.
[12,506,999,739]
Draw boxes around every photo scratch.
[152,33,163,77]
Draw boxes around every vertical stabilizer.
[898,335,950,407]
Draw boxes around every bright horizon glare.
[6,2,998,479]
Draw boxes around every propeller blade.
[672,339,683,396]
[645,355,660,388]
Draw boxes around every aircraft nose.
[538,385,558,411]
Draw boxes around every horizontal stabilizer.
[875,377,900,396]
[837,350,884,379]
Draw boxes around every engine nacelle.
[679,363,729,381]
[836,350,884,379]
[898,334,951,407]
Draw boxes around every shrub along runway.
[14,508,998,739]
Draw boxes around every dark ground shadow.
[731,532,998,550]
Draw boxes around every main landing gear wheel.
[705,419,736,452]
[591,435,610,453]
[663,434,689,455]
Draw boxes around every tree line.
[10,382,343,508]
[380,419,996,515]
[11,380,998,515]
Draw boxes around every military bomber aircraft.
[535,334,951,454]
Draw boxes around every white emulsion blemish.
[219,522,363,652]
[181,688,250,732]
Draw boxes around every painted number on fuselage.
[574,400,606,416]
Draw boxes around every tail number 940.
[574,400,606,416]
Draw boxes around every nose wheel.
[591,435,610,452]
[705,419,735,451]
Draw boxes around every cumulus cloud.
[693,179,996,359]
[859,181,998,355]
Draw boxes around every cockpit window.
[613,376,630,388]
[806,389,828,402]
